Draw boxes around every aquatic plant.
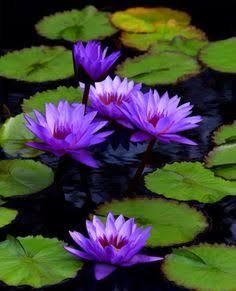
[24,101,113,167]
[81,75,141,126]
[120,89,202,145]
[65,213,162,280]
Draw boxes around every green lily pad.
[95,198,208,247]
[0,160,54,198]
[0,113,41,158]
[213,122,236,145]
[111,7,191,33]
[145,162,236,203]
[116,51,200,85]
[163,244,236,291]
[205,122,236,180]
[0,235,83,287]
[199,37,236,73]
[0,46,73,82]
[0,207,18,228]
[149,36,208,57]
[22,86,83,113]
[121,23,207,51]
[36,6,117,42]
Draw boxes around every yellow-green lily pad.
[121,23,207,51]
[0,207,18,228]
[111,7,191,33]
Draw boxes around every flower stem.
[128,139,155,193]
[82,83,90,111]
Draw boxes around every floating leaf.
[0,235,83,287]
[163,244,236,291]
[145,162,236,203]
[212,122,236,146]
[95,198,207,247]
[22,86,83,113]
[0,46,73,82]
[149,36,208,57]
[199,37,236,73]
[36,6,117,42]
[205,122,236,180]
[0,207,18,228]
[121,23,206,51]
[111,7,191,33]
[116,51,200,85]
[0,113,41,158]
[0,160,54,198]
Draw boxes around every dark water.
[1,1,236,290]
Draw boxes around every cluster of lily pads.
[0,5,236,291]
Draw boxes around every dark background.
[0,0,235,50]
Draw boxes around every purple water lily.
[73,41,120,82]
[120,90,202,145]
[81,76,141,126]
[24,101,113,168]
[65,213,162,280]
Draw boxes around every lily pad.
[116,51,200,85]
[145,162,236,203]
[212,122,236,146]
[36,6,117,42]
[205,122,236,180]
[163,244,236,291]
[0,46,73,82]
[111,7,191,33]
[0,113,41,158]
[149,36,208,57]
[0,235,83,288]
[121,23,206,51]
[199,37,236,73]
[0,160,54,198]
[0,207,18,228]
[95,198,208,247]
[22,86,83,113]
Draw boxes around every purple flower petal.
[94,263,117,280]
[69,149,100,168]
[122,254,163,267]
[64,246,94,261]
[130,131,152,142]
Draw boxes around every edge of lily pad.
[0,207,18,228]
[95,197,209,247]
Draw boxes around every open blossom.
[120,90,202,145]
[65,213,162,280]
[24,101,113,168]
[81,76,141,127]
[73,41,120,82]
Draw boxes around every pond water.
[1,0,235,290]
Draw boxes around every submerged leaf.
[145,162,236,203]
[0,113,41,158]
[36,6,117,42]
[121,23,206,51]
[199,37,236,73]
[163,244,236,291]
[22,86,83,113]
[0,160,54,198]
[0,235,83,287]
[0,207,18,228]
[116,51,200,85]
[0,46,73,82]
[96,198,208,247]
[111,7,191,33]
